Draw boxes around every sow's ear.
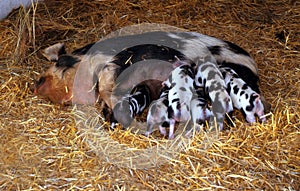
[42,43,66,62]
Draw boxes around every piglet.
[145,88,173,137]
[185,89,212,137]
[163,62,195,139]
[220,67,266,123]
[111,80,163,129]
[194,56,233,130]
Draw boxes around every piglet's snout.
[174,112,182,122]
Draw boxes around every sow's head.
[34,43,81,104]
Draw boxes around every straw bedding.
[0,0,299,190]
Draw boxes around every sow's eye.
[35,76,46,87]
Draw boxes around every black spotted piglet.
[220,67,266,123]
[145,88,172,137]
[111,80,162,129]
[111,84,151,128]
[162,62,195,139]
[145,88,213,139]
[185,89,212,137]
[194,56,233,130]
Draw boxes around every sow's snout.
[34,42,85,104]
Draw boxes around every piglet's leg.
[159,125,167,136]
[210,103,225,131]
[145,124,154,137]
[168,120,176,140]
[209,114,224,131]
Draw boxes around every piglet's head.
[254,95,266,122]
[34,43,80,105]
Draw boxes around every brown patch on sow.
[34,64,77,105]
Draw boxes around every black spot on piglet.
[246,94,259,111]
[162,99,169,106]
[233,85,239,94]
[242,84,248,90]
[172,98,180,103]
[198,77,202,84]
[168,106,174,118]
[180,87,187,91]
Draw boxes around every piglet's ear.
[254,93,260,102]
[162,80,169,88]
[42,43,66,62]
[162,76,172,87]
[254,94,264,110]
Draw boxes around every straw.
[0,0,299,190]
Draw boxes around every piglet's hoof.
[168,134,175,140]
